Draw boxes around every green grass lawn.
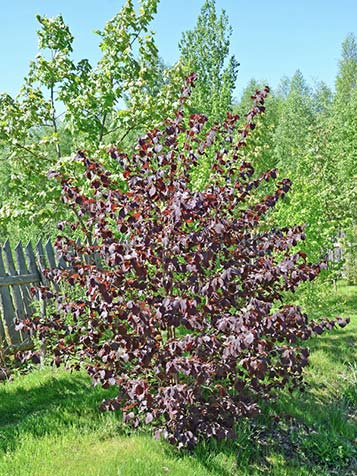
[0,282,356,476]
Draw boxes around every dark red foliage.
[20,75,349,448]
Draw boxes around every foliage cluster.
[18,76,349,448]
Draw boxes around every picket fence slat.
[4,239,26,323]
[35,239,48,285]
[58,253,67,269]
[0,246,21,345]
[0,311,5,346]
[25,241,46,320]
[15,242,32,314]
[0,249,9,344]
[25,242,40,277]
[45,239,57,269]
[14,242,33,343]
[45,239,60,291]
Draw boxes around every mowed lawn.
[0,283,356,476]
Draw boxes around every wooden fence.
[0,239,64,352]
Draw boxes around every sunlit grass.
[0,282,356,476]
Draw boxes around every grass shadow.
[309,327,356,364]
[0,369,119,454]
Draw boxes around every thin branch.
[98,112,107,143]
[13,143,46,161]
[102,122,135,139]
[35,123,54,128]
[129,27,143,49]
[55,111,66,121]
[50,83,62,160]
[96,25,144,145]
[117,125,137,145]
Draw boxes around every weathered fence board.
[15,242,33,317]
[3,239,26,323]
[35,239,48,285]
[0,246,21,345]
[0,248,9,345]
[45,239,57,269]
[0,273,40,287]
[25,242,42,308]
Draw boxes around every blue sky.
[1,0,356,98]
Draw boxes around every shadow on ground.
[0,371,118,454]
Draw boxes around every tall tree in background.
[272,71,334,261]
[334,33,357,104]
[326,33,357,282]
[329,33,357,226]
[179,0,239,122]
[271,44,356,277]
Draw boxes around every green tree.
[335,33,357,104]
[0,0,186,241]
[326,34,357,282]
[271,71,335,262]
[329,33,357,227]
[271,57,355,276]
[178,0,239,122]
